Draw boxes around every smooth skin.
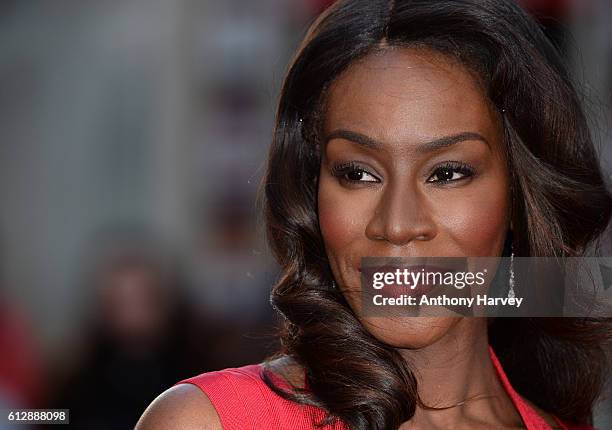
[136,47,561,430]
[318,45,512,348]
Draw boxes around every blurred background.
[0,0,610,428]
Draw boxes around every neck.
[398,319,522,429]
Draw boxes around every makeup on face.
[316,47,511,347]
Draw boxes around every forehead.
[322,47,502,154]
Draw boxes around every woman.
[136,0,612,429]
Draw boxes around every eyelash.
[428,161,475,184]
[330,161,475,185]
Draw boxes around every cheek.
[317,180,367,252]
[438,179,510,256]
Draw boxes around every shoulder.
[136,364,266,430]
[135,383,222,430]
[135,358,305,430]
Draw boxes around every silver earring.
[331,280,337,289]
[507,249,515,299]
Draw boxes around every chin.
[358,315,462,349]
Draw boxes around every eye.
[427,161,475,184]
[331,162,379,184]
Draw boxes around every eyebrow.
[324,129,490,153]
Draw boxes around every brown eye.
[346,169,376,182]
[427,161,474,183]
[331,162,379,183]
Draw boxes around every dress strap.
[488,346,563,429]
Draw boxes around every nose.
[365,180,437,246]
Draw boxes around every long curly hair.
[258,1,612,428]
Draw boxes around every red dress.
[174,346,595,429]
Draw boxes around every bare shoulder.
[134,383,222,430]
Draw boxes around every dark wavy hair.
[259,0,612,428]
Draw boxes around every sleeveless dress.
[174,346,595,429]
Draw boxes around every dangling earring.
[331,280,337,290]
[508,247,516,299]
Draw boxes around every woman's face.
[317,47,511,348]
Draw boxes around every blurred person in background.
[50,231,210,429]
